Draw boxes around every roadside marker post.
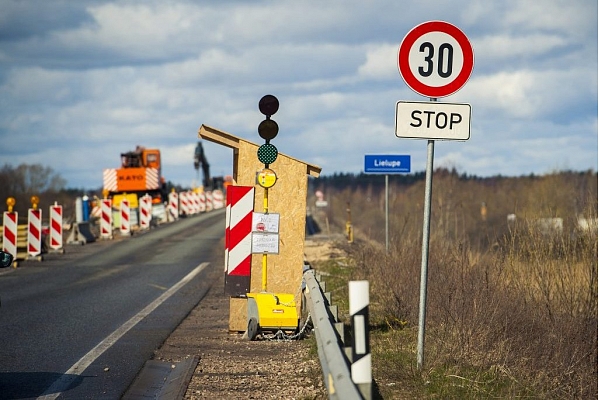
[397,20,474,370]
[2,209,17,261]
[100,199,113,239]
[139,194,152,230]
[167,190,179,221]
[198,191,206,213]
[49,203,64,252]
[27,196,42,261]
[120,198,131,236]
[224,185,254,297]
[349,280,372,399]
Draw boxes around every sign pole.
[397,20,473,370]
[416,98,437,369]
[385,174,389,252]
[363,154,411,252]
[417,138,434,369]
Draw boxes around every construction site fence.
[1,191,225,265]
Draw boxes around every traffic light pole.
[262,187,269,292]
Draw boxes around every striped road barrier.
[27,208,43,260]
[49,203,64,252]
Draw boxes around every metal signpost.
[364,155,411,251]
[396,20,474,370]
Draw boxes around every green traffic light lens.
[257,143,278,165]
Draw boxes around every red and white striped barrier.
[100,199,112,239]
[168,191,179,220]
[49,204,63,251]
[192,191,201,214]
[120,199,131,235]
[188,191,198,215]
[198,191,206,213]
[187,191,195,214]
[139,195,152,230]
[91,202,101,219]
[212,189,224,209]
[224,186,254,296]
[27,208,42,259]
[2,211,18,258]
[179,191,189,216]
[205,191,213,212]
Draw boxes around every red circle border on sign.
[398,21,474,98]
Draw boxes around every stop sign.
[398,21,474,98]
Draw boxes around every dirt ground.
[152,237,340,399]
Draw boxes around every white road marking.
[37,262,209,400]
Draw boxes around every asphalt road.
[0,209,225,400]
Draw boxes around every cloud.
[0,0,596,189]
[357,44,398,80]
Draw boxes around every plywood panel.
[199,125,321,332]
[229,297,248,332]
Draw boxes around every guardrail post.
[350,280,372,400]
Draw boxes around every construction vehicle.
[103,146,168,222]
[194,141,233,191]
[194,142,212,189]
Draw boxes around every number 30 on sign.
[398,21,474,98]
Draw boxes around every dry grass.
[311,170,598,398]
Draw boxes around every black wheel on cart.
[247,317,260,341]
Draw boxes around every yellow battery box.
[246,292,298,340]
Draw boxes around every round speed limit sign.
[398,21,474,98]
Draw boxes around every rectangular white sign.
[395,101,471,141]
[251,232,279,254]
[252,212,279,233]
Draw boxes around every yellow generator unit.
[246,292,298,340]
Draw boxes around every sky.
[0,0,597,190]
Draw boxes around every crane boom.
[194,142,211,189]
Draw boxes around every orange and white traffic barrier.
[120,198,131,236]
[27,208,42,259]
[168,191,179,220]
[139,194,152,230]
[213,189,224,209]
[2,211,18,258]
[100,199,112,239]
[49,203,64,252]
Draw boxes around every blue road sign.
[364,154,411,174]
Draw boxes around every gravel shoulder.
[149,238,338,399]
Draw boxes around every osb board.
[199,125,321,332]
[234,140,307,298]
[229,297,248,332]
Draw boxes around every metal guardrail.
[303,266,363,400]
